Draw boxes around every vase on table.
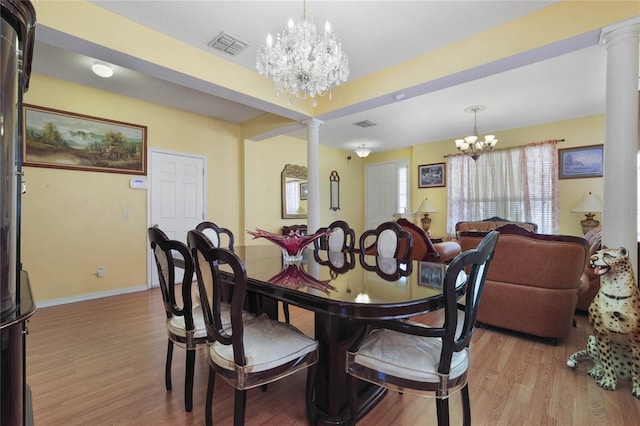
[247,228,331,263]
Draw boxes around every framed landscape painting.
[23,104,147,175]
[418,162,446,188]
[558,144,603,179]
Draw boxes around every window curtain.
[447,140,558,237]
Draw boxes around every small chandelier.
[354,144,371,158]
[256,0,349,102]
[454,105,498,161]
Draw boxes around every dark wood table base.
[308,313,387,425]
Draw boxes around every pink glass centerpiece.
[247,228,331,263]
[267,263,337,294]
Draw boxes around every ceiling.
[30,1,637,154]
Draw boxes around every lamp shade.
[415,198,438,214]
[571,192,603,213]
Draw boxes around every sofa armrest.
[432,241,461,263]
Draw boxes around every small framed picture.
[300,182,308,200]
[558,144,604,179]
[418,262,446,288]
[418,163,446,188]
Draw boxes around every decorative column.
[599,18,640,278]
[304,119,323,234]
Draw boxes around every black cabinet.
[0,2,37,425]
[0,273,35,426]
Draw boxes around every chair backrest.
[314,220,356,252]
[196,221,235,251]
[359,221,413,259]
[148,226,196,328]
[187,229,248,366]
[440,231,498,369]
[358,254,413,281]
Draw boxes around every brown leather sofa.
[575,226,602,312]
[458,224,589,343]
[396,218,461,263]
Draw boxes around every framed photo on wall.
[558,144,603,179]
[23,104,147,175]
[418,162,446,188]
[300,182,308,200]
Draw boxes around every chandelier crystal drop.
[256,0,349,101]
[454,105,498,161]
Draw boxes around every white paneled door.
[365,162,398,231]
[148,150,206,288]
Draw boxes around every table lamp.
[571,192,603,234]
[415,197,438,234]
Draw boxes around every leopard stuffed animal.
[566,246,640,399]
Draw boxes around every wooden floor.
[27,288,640,425]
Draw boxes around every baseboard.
[36,285,149,308]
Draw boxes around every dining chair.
[147,226,206,413]
[187,230,319,426]
[359,221,413,259]
[314,220,356,252]
[196,221,235,251]
[346,230,499,426]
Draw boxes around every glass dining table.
[219,244,454,425]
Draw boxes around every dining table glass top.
[227,244,456,319]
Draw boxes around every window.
[447,141,558,237]
[398,164,408,214]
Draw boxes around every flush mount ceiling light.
[354,144,371,158]
[256,0,349,101]
[91,63,114,78]
[454,105,498,161]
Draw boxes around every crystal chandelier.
[454,105,498,161]
[256,0,349,102]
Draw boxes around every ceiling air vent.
[208,31,248,56]
[354,120,377,128]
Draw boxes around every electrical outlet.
[97,266,105,277]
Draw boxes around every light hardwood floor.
[27,288,640,425]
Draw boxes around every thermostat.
[129,177,148,189]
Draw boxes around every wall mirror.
[330,170,340,211]
[281,164,308,219]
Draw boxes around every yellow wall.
[23,74,244,302]
[243,136,365,240]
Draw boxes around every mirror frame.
[330,170,340,211]
[281,164,308,219]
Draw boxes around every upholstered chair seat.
[209,313,318,388]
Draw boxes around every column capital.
[599,17,640,46]
[301,118,324,128]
